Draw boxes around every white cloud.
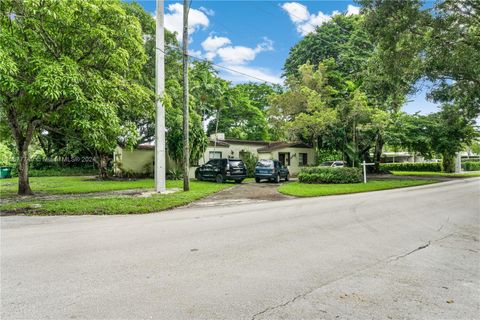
[201,35,232,59]
[281,2,310,22]
[197,35,278,84]
[188,49,203,59]
[346,5,360,16]
[201,36,273,65]
[199,6,215,16]
[281,2,360,36]
[216,46,258,65]
[164,3,210,41]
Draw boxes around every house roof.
[133,140,312,152]
[219,139,270,146]
[208,140,230,147]
[257,141,313,153]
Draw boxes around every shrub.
[240,152,258,178]
[462,161,480,171]
[167,168,183,180]
[0,143,14,167]
[317,149,343,165]
[379,162,442,173]
[299,167,362,184]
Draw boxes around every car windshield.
[256,160,274,168]
[229,160,244,167]
[321,161,334,166]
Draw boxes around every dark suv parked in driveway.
[195,158,247,183]
[254,159,289,183]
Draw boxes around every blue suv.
[254,159,289,183]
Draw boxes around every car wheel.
[255,178,260,183]
[235,179,243,184]
[215,174,224,183]
[285,174,289,182]
[195,172,202,181]
[275,174,280,183]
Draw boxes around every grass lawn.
[0,176,159,197]
[1,180,231,215]
[278,179,438,197]
[0,176,256,197]
[391,171,480,177]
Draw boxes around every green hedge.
[299,167,362,184]
[379,162,442,173]
[462,161,480,171]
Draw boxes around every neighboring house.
[114,133,316,178]
[381,152,427,163]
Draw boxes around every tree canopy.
[1,0,152,193]
[279,2,479,172]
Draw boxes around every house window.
[278,152,290,166]
[209,151,222,160]
[299,153,308,166]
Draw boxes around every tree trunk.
[96,153,109,179]
[6,107,37,195]
[18,149,33,195]
[442,153,455,173]
[373,134,384,173]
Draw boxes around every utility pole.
[155,0,166,193]
[182,0,190,191]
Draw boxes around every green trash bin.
[0,166,12,179]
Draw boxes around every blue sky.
[136,0,439,115]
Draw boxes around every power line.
[188,0,193,14]
[157,44,282,86]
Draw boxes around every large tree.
[425,0,479,120]
[363,0,480,170]
[270,61,340,151]
[284,14,373,82]
[0,0,150,194]
[206,84,270,141]
[358,0,429,170]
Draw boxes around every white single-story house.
[381,152,427,163]
[114,133,316,178]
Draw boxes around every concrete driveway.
[187,180,293,207]
[1,178,479,319]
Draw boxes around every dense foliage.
[284,14,373,81]
[379,162,442,173]
[298,167,362,184]
[279,0,479,173]
[462,162,480,172]
[0,0,151,193]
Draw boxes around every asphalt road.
[1,178,479,319]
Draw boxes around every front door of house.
[278,152,290,166]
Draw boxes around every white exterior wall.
[113,146,154,175]
[259,147,316,176]
[116,143,316,178]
